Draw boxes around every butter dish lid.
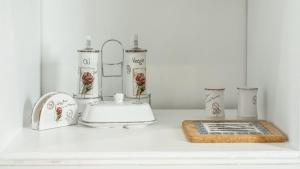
[32,92,78,130]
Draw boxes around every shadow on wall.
[23,98,33,127]
[42,61,60,94]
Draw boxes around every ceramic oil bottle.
[124,34,147,98]
[77,36,100,98]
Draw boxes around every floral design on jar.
[212,102,221,116]
[252,95,257,105]
[81,72,94,95]
[47,101,54,109]
[55,106,62,121]
[135,73,146,99]
[126,65,131,74]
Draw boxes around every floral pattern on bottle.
[135,73,146,99]
[80,72,94,95]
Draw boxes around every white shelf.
[0,109,299,166]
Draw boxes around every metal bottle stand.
[100,39,124,101]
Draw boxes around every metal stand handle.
[100,39,124,100]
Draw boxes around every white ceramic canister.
[237,87,258,120]
[77,36,100,99]
[124,34,147,98]
[204,88,225,119]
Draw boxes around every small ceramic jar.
[204,88,225,119]
[237,87,258,120]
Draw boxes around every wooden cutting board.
[182,120,288,143]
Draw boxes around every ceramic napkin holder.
[32,92,78,130]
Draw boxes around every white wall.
[0,0,40,150]
[247,0,300,148]
[41,0,247,109]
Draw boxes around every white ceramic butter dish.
[79,94,156,128]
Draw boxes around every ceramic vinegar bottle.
[124,34,148,98]
[77,36,100,99]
